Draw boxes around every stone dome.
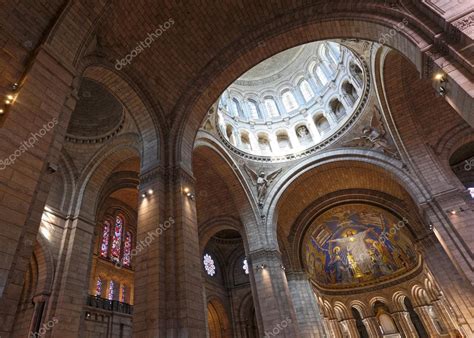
[215,40,367,161]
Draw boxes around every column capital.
[285,271,309,281]
[248,248,281,262]
[139,164,195,186]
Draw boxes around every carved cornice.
[248,248,281,262]
[65,112,125,144]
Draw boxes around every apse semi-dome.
[303,204,420,291]
[215,40,368,161]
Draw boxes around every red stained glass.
[100,221,110,257]
[122,231,132,267]
[110,216,123,262]
[121,285,126,303]
[108,280,115,300]
[95,278,102,296]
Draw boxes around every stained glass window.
[243,259,249,275]
[121,285,127,303]
[111,216,123,262]
[122,231,132,267]
[203,254,216,276]
[299,80,314,102]
[316,67,329,85]
[108,280,115,300]
[95,278,102,296]
[100,221,110,257]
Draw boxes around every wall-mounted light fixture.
[434,73,445,82]
[1,82,20,117]
[433,72,447,97]
[256,264,266,271]
[141,189,153,198]
[183,187,195,200]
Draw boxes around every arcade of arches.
[0,1,473,337]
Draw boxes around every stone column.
[417,232,474,335]
[269,133,280,153]
[362,316,381,337]
[392,311,418,337]
[326,318,343,338]
[432,299,459,335]
[247,249,299,337]
[341,318,358,337]
[49,215,97,336]
[414,305,442,337]
[249,132,260,153]
[0,47,77,336]
[166,166,207,336]
[286,272,325,337]
[287,128,301,150]
[306,115,321,142]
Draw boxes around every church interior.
[0,1,473,337]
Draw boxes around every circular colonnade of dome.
[216,40,368,161]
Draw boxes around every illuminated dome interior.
[303,204,419,291]
[215,41,367,160]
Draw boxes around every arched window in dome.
[342,81,358,106]
[240,132,252,151]
[257,133,271,154]
[327,41,341,63]
[110,216,123,262]
[320,44,338,72]
[329,98,346,120]
[315,67,329,86]
[232,98,245,118]
[276,131,292,150]
[100,221,111,257]
[299,80,314,102]
[219,92,228,110]
[314,115,330,135]
[264,97,280,117]
[281,90,298,112]
[247,100,262,120]
[122,231,132,267]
